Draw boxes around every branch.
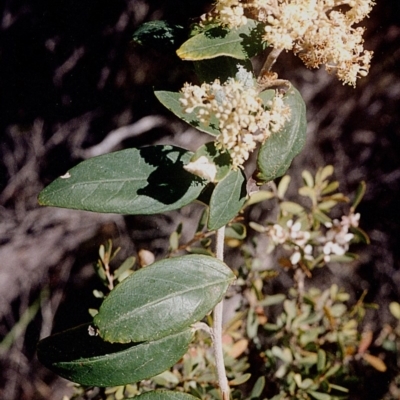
[78,115,169,158]
[212,226,230,400]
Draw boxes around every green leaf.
[328,384,349,393]
[194,57,253,84]
[317,349,326,372]
[225,222,247,240]
[271,346,293,364]
[132,21,186,50]
[352,181,366,210]
[114,257,135,281]
[307,391,331,400]
[280,201,304,215]
[316,165,334,184]
[277,175,291,199]
[302,170,314,187]
[94,255,235,343]
[244,190,275,207]
[37,323,192,387]
[260,294,286,307]
[229,373,251,385]
[389,302,400,320]
[208,169,247,230]
[38,146,207,215]
[313,209,331,224]
[176,19,266,61]
[256,85,307,183]
[133,391,199,400]
[155,91,219,137]
[321,180,339,195]
[250,376,265,398]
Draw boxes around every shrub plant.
[36,1,379,399]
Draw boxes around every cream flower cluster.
[265,211,360,266]
[211,0,248,28]
[180,78,290,169]
[209,0,374,86]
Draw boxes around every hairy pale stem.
[260,48,283,76]
[213,225,230,400]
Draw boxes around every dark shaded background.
[0,0,399,398]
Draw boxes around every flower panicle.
[205,0,375,86]
[180,76,290,169]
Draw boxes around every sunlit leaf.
[244,190,275,207]
[362,353,387,372]
[250,376,265,398]
[256,86,307,182]
[307,391,331,400]
[389,302,400,320]
[177,19,266,61]
[94,255,235,343]
[277,175,291,199]
[302,170,314,187]
[321,180,339,195]
[280,201,304,214]
[225,223,247,240]
[133,391,199,400]
[317,349,326,372]
[154,91,219,136]
[38,146,207,215]
[208,169,247,230]
[352,181,366,210]
[316,165,334,184]
[261,294,286,307]
[229,373,251,386]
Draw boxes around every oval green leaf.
[177,19,266,61]
[208,169,247,230]
[37,323,192,387]
[94,255,235,343]
[133,391,199,400]
[155,91,219,137]
[256,85,307,183]
[38,146,207,215]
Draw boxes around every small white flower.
[180,76,290,169]
[290,251,302,265]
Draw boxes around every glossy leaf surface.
[38,146,206,215]
[177,20,265,60]
[37,324,192,387]
[94,255,235,343]
[154,91,219,136]
[208,169,247,230]
[256,86,307,182]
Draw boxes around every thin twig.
[212,226,230,400]
[78,115,168,158]
[259,47,284,77]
